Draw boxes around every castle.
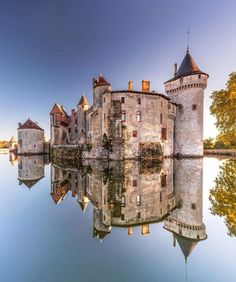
[49,49,208,160]
[16,155,206,260]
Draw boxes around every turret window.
[138,97,141,105]
[160,113,163,124]
[192,104,197,110]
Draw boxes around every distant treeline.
[0,141,9,149]
[204,138,235,149]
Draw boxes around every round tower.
[165,50,208,157]
[93,74,111,108]
[164,158,207,259]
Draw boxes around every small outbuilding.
[18,119,45,155]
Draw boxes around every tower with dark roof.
[77,94,90,144]
[18,119,45,155]
[165,50,208,156]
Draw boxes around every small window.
[192,104,197,110]
[138,97,141,105]
[161,128,167,140]
[160,192,162,202]
[136,195,141,205]
[75,119,78,125]
[75,128,78,133]
[121,111,126,121]
[121,196,125,207]
[198,75,201,79]
[161,101,163,107]
[168,104,171,109]
[121,97,125,103]
[137,212,141,219]
[133,180,137,187]
[137,111,141,122]
[104,97,106,103]
[121,214,125,221]
[133,130,137,137]
[104,113,106,121]
[68,128,71,133]
[160,113,163,124]
[161,174,167,188]
[191,203,196,209]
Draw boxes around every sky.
[0,0,236,140]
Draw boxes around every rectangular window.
[160,113,163,124]
[121,97,125,103]
[121,214,125,221]
[133,179,137,187]
[161,128,167,140]
[75,119,78,125]
[137,212,141,219]
[161,101,163,107]
[192,104,197,110]
[160,191,162,202]
[136,195,141,205]
[104,113,106,121]
[133,130,137,137]
[68,128,71,133]
[75,128,78,133]
[121,111,126,121]
[161,174,167,188]
[104,97,106,103]
[121,196,125,207]
[137,111,141,122]
[138,97,141,105]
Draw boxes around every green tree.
[204,138,214,149]
[209,160,236,237]
[210,72,236,147]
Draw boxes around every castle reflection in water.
[16,154,207,260]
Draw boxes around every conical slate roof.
[18,119,44,131]
[165,50,208,83]
[78,95,89,106]
[175,234,198,259]
[176,51,200,77]
[21,177,44,189]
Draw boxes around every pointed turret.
[78,196,90,212]
[166,50,208,83]
[93,74,111,88]
[78,95,89,107]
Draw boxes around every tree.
[209,160,236,237]
[210,72,236,147]
[203,138,214,149]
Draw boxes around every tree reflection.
[209,159,236,237]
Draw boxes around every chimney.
[18,122,22,128]
[174,63,177,76]
[128,80,134,91]
[142,80,150,92]
[141,224,150,236]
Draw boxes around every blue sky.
[0,0,236,140]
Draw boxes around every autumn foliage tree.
[210,72,236,147]
[209,160,236,237]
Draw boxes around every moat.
[0,154,235,282]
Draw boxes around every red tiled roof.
[18,119,44,131]
[94,75,110,88]
[50,103,69,117]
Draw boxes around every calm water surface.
[0,154,235,282]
